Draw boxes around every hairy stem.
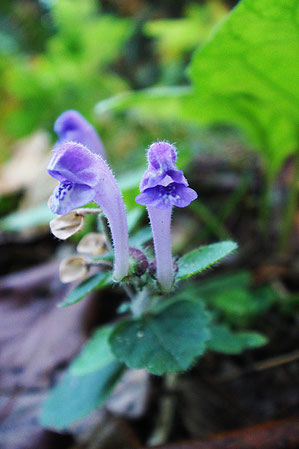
[147,206,173,292]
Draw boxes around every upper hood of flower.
[54,110,106,159]
[47,141,106,187]
[140,141,188,190]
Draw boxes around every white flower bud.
[50,211,85,240]
[77,232,107,256]
[59,255,89,283]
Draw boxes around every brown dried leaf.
[0,131,52,195]
[0,261,102,449]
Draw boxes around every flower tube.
[48,141,129,281]
[54,110,106,159]
[136,141,197,291]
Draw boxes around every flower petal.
[147,141,177,170]
[49,181,95,215]
[47,142,106,187]
[172,183,198,208]
[136,183,197,210]
[140,142,188,190]
[140,167,188,190]
[54,110,106,159]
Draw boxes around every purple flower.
[54,110,106,159]
[136,141,197,291]
[136,182,197,210]
[140,141,188,191]
[48,142,129,282]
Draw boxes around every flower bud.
[129,247,148,277]
[50,211,85,240]
[59,255,89,283]
[77,232,107,256]
[149,258,178,280]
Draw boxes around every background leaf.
[208,325,268,354]
[70,325,115,376]
[178,271,276,325]
[110,299,210,375]
[40,361,124,430]
[177,241,238,281]
[0,202,54,231]
[189,0,299,175]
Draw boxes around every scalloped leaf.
[177,241,238,281]
[110,299,210,375]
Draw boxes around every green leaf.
[177,241,238,281]
[127,207,144,233]
[110,299,210,375]
[205,284,276,325]
[0,202,54,231]
[189,0,299,175]
[145,2,227,62]
[70,325,116,376]
[184,271,250,301]
[59,271,112,307]
[117,168,144,191]
[130,227,152,249]
[40,361,124,430]
[208,325,268,354]
[178,271,276,325]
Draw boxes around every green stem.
[147,373,177,446]
[279,153,299,255]
[218,173,251,222]
[131,289,150,317]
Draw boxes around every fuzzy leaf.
[208,325,268,354]
[40,361,124,430]
[177,241,237,281]
[110,299,210,375]
[70,325,116,375]
[59,271,112,307]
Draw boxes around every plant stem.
[131,289,150,317]
[147,373,177,447]
[147,206,174,292]
[217,172,251,222]
[279,152,299,255]
[76,207,102,216]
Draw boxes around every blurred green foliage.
[97,0,299,178]
[145,1,228,84]
[0,0,132,148]
[0,0,297,323]
[189,0,299,177]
